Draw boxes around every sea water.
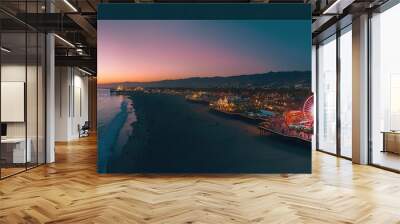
[97,89,136,172]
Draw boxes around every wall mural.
[97,4,312,173]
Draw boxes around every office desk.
[1,138,31,163]
[382,131,400,154]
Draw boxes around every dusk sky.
[98,20,310,84]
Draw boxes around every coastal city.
[112,86,314,142]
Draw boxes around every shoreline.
[97,96,129,173]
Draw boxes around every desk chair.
[78,121,90,138]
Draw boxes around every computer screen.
[1,123,7,137]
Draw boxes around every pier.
[258,125,311,143]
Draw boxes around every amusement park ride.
[284,95,314,129]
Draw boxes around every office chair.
[79,121,90,138]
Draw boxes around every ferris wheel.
[302,95,314,120]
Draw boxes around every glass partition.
[0,2,46,179]
[1,30,28,177]
[27,30,38,169]
[317,35,337,154]
[38,32,45,165]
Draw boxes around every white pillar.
[45,0,56,163]
[46,32,55,163]
[352,14,369,164]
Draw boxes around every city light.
[108,86,313,142]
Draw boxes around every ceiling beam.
[67,13,97,46]
[55,55,97,72]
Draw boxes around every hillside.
[99,71,311,89]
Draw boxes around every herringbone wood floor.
[1,135,400,224]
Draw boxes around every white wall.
[72,73,89,138]
[55,66,70,141]
[55,67,89,141]
[1,65,41,138]
[1,65,26,138]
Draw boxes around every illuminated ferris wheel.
[302,95,314,120]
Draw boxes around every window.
[317,35,337,154]
[339,27,352,158]
[370,2,400,171]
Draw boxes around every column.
[46,0,55,163]
[352,14,369,164]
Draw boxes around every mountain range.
[99,71,311,89]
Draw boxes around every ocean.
[97,89,136,173]
[98,91,311,173]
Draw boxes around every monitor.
[1,123,7,137]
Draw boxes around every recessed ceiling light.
[54,34,75,48]
[63,0,78,12]
[78,67,93,76]
[1,47,11,53]
[322,0,353,15]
